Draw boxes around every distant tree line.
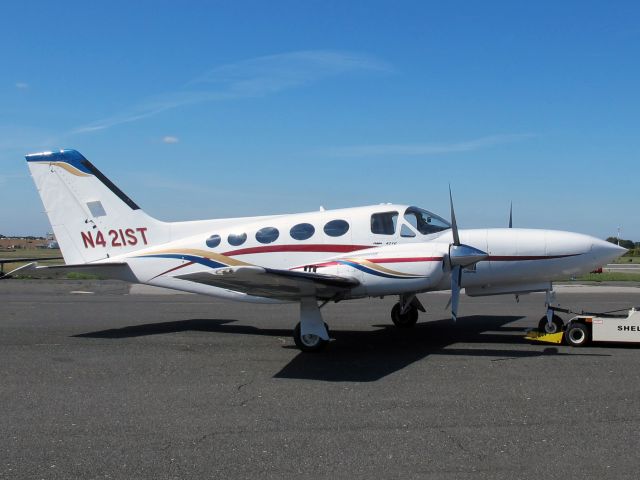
[0,235,46,240]
[606,237,639,256]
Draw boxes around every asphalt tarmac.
[1,280,640,479]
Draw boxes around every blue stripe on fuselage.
[139,254,228,269]
[338,260,419,279]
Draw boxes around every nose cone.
[591,238,627,265]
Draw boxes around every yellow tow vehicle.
[526,306,640,347]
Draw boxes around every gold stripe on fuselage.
[136,248,252,267]
[346,258,424,278]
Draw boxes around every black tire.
[564,322,590,347]
[538,314,564,334]
[391,302,419,328]
[293,322,328,352]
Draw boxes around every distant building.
[0,235,56,250]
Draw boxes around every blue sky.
[1,1,638,239]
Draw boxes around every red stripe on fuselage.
[308,254,577,270]
[368,257,443,263]
[304,257,444,269]
[488,254,579,261]
[150,261,195,280]
[223,244,372,256]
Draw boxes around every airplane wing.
[176,266,359,301]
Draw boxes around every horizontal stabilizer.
[3,261,134,281]
[0,256,63,265]
[177,267,358,301]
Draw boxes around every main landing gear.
[390,294,425,328]
[537,288,564,334]
[293,322,330,352]
[292,298,330,353]
[292,294,428,352]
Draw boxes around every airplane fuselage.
[103,204,620,303]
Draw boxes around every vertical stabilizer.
[26,149,170,264]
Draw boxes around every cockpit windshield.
[404,207,451,235]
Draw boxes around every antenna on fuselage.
[509,202,513,228]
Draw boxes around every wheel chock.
[524,329,564,344]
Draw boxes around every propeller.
[446,186,489,322]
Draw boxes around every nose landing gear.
[539,288,565,333]
[538,313,564,334]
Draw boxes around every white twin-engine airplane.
[20,149,625,351]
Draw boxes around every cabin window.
[371,211,398,235]
[205,234,221,248]
[228,232,247,246]
[323,219,350,237]
[290,223,315,241]
[256,227,279,244]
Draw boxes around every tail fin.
[26,149,170,264]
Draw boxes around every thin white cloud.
[72,50,391,134]
[188,50,391,92]
[0,173,25,185]
[130,172,295,201]
[162,135,179,144]
[0,125,58,155]
[135,173,214,194]
[326,134,536,157]
[15,82,29,90]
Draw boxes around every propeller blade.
[509,202,513,228]
[449,185,460,246]
[446,188,487,322]
[450,265,461,322]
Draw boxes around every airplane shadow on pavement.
[274,315,610,381]
[74,315,610,382]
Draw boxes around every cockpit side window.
[400,224,416,237]
[370,211,398,235]
[404,207,450,235]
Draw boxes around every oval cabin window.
[205,234,221,248]
[255,227,279,244]
[228,232,247,246]
[290,223,315,241]
[323,219,350,237]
